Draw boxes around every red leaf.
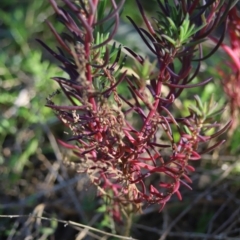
[189,151,201,160]
[185,165,195,172]
[173,181,180,193]
[176,190,182,201]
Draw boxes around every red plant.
[212,6,240,130]
[39,0,234,221]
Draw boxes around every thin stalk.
[122,203,133,237]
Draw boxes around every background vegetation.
[1,1,240,239]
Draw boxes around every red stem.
[188,0,200,15]
[84,0,99,111]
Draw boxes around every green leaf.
[166,17,177,31]
[97,0,108,21]
[183,18,190,35]
[194,95,204,112]
[161,34,176,45]
[179,25,185,43]
[188,105,203,117]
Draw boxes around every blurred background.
[1,1,240,239]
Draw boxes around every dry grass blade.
[0,215,138,240]
[134,223,240,240]
[158,161,240,240]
